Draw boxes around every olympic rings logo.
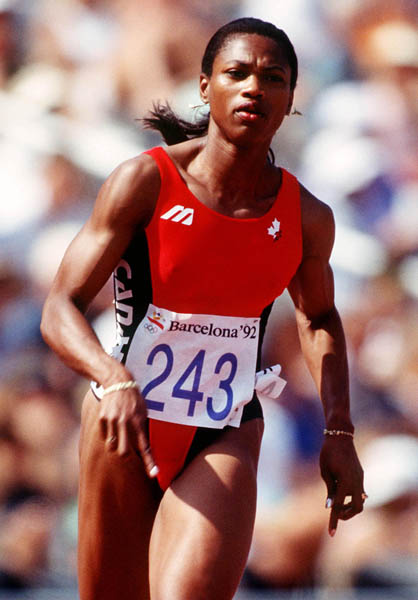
[144,322,159,334]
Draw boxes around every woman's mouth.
[235,104,265,123]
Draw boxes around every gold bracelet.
[324,428,354,438]
[102,380,138,397]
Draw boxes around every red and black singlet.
[110,147,302,489]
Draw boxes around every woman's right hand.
[99,386,159,479]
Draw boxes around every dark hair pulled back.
[142,17,298,147]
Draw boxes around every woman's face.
[200,34,294,147]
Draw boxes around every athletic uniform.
[93,147,302,490]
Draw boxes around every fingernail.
[326,498,333,509]
[149,465,159,478]
[329,529,336,537]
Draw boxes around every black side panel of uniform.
[113,230,153,365]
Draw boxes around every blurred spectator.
[0,496,58,589]
[0,385,80,588]
[25,0,119,120]
[0,263,42,359]
[109,0,234,118]
[0,0,22,88]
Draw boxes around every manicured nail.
[149,465,159,478]
[329,529,336,537]
[326,498,333,509]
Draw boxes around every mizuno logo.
[160,205,194,225]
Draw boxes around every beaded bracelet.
[324,428,354,438]
[102,380,138,397]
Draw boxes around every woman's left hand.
[319,436,365,536]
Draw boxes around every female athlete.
[41,17,365,600]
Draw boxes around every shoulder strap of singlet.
[280,168,299,194]
[282,168,300,203]
[270,168,301,228]
[144,147,183,184]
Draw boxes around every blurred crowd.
[0,0,417,595]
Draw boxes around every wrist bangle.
[102,380,138,397]
[324,428,354,438]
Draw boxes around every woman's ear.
[286,91,294,115]
[199,73,210,104]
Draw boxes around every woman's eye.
[265,74,284,82]
[227,70,246,79]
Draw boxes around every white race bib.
[123,304,260,428]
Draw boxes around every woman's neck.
[188,134,274,205]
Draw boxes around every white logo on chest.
[267,218,281,241]
[161,205,194,225]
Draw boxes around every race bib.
[124,305,260,428]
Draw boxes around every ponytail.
[141,102,209,146]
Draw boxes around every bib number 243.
[141,344,237,421]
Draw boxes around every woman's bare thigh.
[78,391,162,600]
[149,418,264,600]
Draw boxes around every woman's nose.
[242,74,264,98]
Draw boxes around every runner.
[41,17,366,600]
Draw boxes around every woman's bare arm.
[41,152,160,474]
[288,186,364,536]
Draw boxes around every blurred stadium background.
[0,1,417,598]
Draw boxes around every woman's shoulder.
[298,183,335,254]
[108,151,162,206]
[94,152,162,228]
[299,183,334,228]
[111,151,161,189]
